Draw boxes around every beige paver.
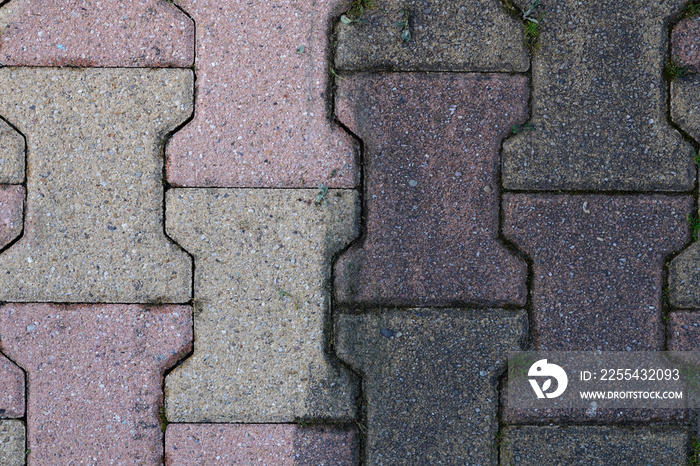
[0,68,193,303]
[0,420,24,466]
[165,188,360,422]
[0,119,24,184]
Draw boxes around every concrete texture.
[669,311,700,350]
[502,426,689,465]
[0,119,24,184]
[165,0,358,188]
[502,0,694,191]
[669,243,700,309]
[0,420,24,466]
[0,186,24,251]
[0,67,193,303]
[335,308,527,465]
[0,0,194,67]
[503,194,691,350]
[671,76,700,142]
[673,16,700,73]
[0,353,23,419]
[334,72,528,307]
[165,424,358,465]
[0,303,192,465]
[165,188,359,422]
[334,0,528,72]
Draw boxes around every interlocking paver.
[502,0,694,191]
[0,67,192,303]
[165,424,358,465]
[503,194,691,350]
[0,353,23,419]
[671,76,700,142]
[0,186,23,251]
[165,0,358,188]
[0,119,24,184]
[334,0,528,72]
[0,420,24,466]
[0,0,194,67]
[502,426,688,465]
[669,311,700,350]
[335,308,527,465]
[0,303,192,464]
[165,188,359,422]
[334,73,528,307]
[673,16,700,73]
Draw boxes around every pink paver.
[165,0,358,188]
[165,424,358,466]
[503,194,691,350]
[0,304,192,464]
[0,0,194,67]
[0,186,23,251]
[0,353,23,419]
[673,16,700,73]
[669,312,700,350]
[334,73,528,307]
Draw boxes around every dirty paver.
[0,354,23,420]
[0,421,24,466]
[0,186,24,251]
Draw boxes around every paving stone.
[503,194,691,350]
[165,188,359,422]
[334,0,528,72]
[0,186,23,251]
[0,68,193,303]
[0,420,24,466]
[335,308,527,465]
[165,424,358,465]
[165,0,358,188]
[502,0,694,191]
[0,0,194,67]
[334,73,528,307]
[671,76,700,143]
[673,16,700,73]
[0,353,23,419]
[0,303,192,465]
[0,119,24,184]
[501,426,689,465]
[668,311,700,350]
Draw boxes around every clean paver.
[165,424,358,465]
[503,194,691,350]
[0,119,24,184]
[0,186,24,251]
[0,303,192,465]
[165,188,359,422]
[0,354,23,419]
[502,426,689,465]
[0,420,24,466]
[334,0,528,72]
[0,0,194,67]
[0,68,193,303]
[502,0,694,191]
[335,308,527,465]
[165,0,358,188]
[334,73,528,307]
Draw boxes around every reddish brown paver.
[503,194,692,350]
[673,16,700,73]
[669,312,700,350]
[165,424,358,465]
[0,353,23,419]
[0,304,192,464]
[334,73,528,307]
[0,0,194,67]
[165,0,358,188]
[0,186,23,251]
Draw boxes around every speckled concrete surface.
[0,0,194,67]
[165,424,358,465]
[165,0,358,188]
[0,186,24,251]
[0,304,192,465]
[502,0,694,191]
[673,16,700,73]
[336,308,527,465]
[671,76,700,142]
[502,426,688,465]
[0,354,23,419]
[0,119,24,184]
[334,0,528,72]
[0,68,192,303]
[165,188,359,422]
[504,194,691,350]
[334,73,528,307]
[0,420,24,466]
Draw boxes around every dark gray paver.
[502,0,694,191]
[334,72,528,307]
[335,0,528,72]
[503,194,691,350]
[335,308,527,465]
[671,76,700,142]
[501,426,689,465]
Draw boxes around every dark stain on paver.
[334,73,528,307]
[503,194,692,350]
